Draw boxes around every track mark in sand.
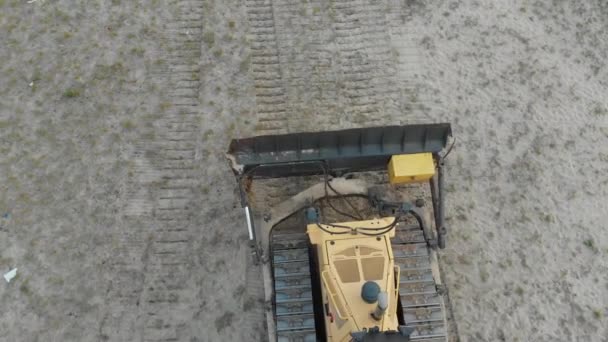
[385,0,435,122]
[243,0,299,213]
[245,0,429,132]
[113,1,204,341]
[139,1,203,340]
[329,0,401,125]
[270,1,343,130]
[246,0,291,134]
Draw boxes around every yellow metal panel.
[388,153,435,184]
[306,218,400,341]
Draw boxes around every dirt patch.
[214,311,235,333]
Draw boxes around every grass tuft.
[593,309,603,319]
[121,120,135,131]
[203,32,215,48]
[239,55,251,73]
[63,88,82,98]
[583,239,598,253]
[19,279,30,296]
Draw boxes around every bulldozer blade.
[227,123,452,178]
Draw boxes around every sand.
[0,0,606,341]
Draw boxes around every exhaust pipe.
[371,292,388,320]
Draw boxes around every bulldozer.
[227,123,454,342]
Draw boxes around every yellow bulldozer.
[227,124,454,342]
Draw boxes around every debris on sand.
[4,268,17,283]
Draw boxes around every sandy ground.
[0,0,606,341]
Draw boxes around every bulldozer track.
[392,224,448,342]
[269,221,449,342]
[271,231,318,342]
